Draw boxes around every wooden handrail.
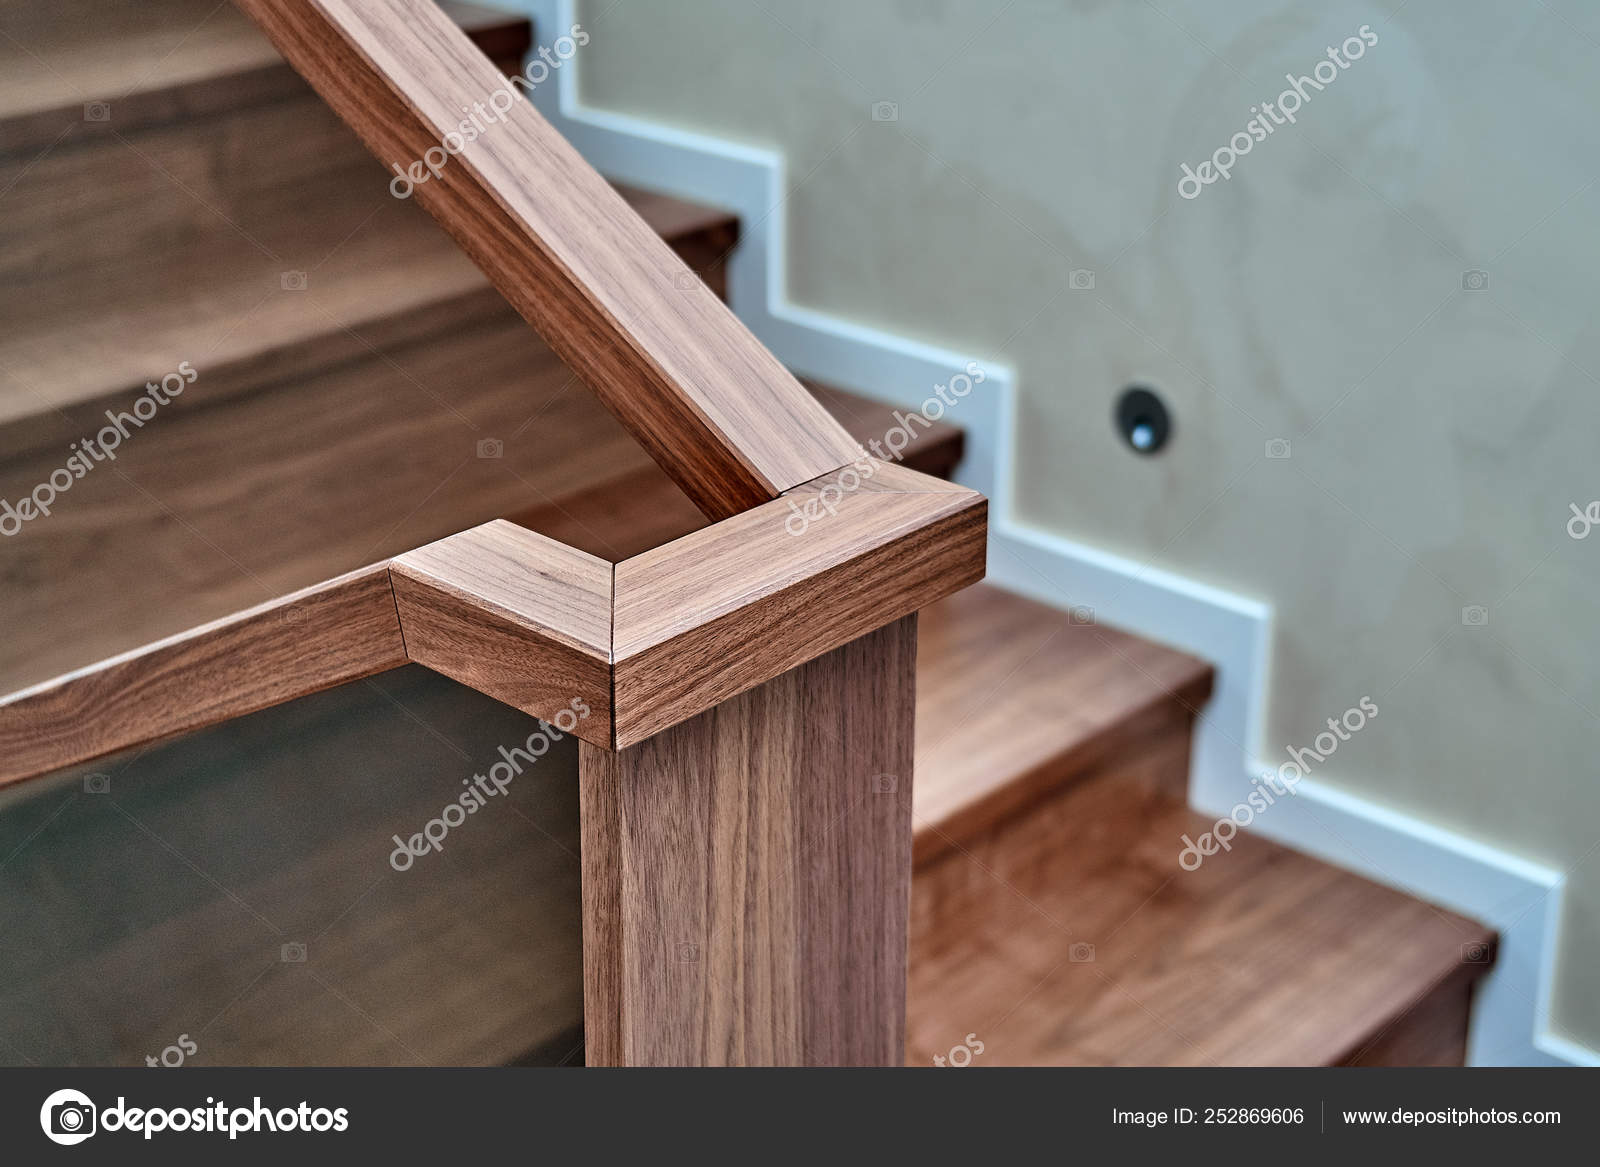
[232,0,861,520]
[0,565,409,785]
[0,466,982,784]
[612,463,985,746]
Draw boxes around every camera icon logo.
[871,101,899,122]
[673,270,699,291]
[83,102,111,123]
[1461,605,1489,627]
[1068,268,1096,291]
[476,438,504,459]
[871,773,898,794]
[1461,269,1489,291]
[1068,942,1096,963]
[1265,438,1292,460]
[280,270,308,291]
[280,942,307,963]
[83,773,111,794]
[1069,605,1095,626]
[1461,941,1492,963]
[676,941,701,963]
[40,1089,97,1145]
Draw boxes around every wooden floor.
[907,583,1495,1067]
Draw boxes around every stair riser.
[914,689,1203,869]
[1339,974,1477,1067]
[911,706,1196,938]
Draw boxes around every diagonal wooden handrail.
[232,0,861,519]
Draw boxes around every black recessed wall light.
[1115,386,1171,455]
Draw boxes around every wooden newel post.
[579,616,917,1066]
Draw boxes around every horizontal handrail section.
[0,466,985,784]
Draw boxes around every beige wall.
[575,0,1600,1047]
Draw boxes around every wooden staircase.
[0,0,1493,1065]
[911,585,1494,1066]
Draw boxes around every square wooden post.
[579,616,917,1066]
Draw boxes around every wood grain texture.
[906,719,1496,1066]
[0,177,756,698]
[913,582,1214,865]
[0,419,966,784]
[0,308,644,698]
[610,464,986,747]
[0,407,971,780]
[576,742,627,1068]
[581,617,917,1065]
[0,564,406,789]
[0,368,960,702]
[0,1,526,156]
[1338,971,1479,1067]
[0,79,726,427]
[232,0,861,518]
[390,522,612,745]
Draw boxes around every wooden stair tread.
[0,2,281,129]
[912,583,1214,863]
[0,1,528,154]
[0,170,731,430]
[907,765,1495,1065]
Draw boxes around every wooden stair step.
[908,582,1495,1066]
[913,583,1214,865]
[0,1,529,156]
[0,171,734,434]
[0,3,636,434]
